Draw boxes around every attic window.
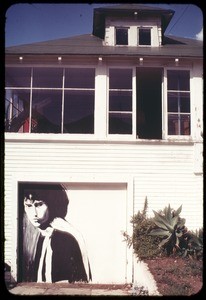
[138,28,151,46]
[115,28,128,45]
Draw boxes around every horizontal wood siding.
[4,140,203,266]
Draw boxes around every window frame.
[5,65,96,136]
[107,66,136,139]
[115,27,129,46]
[164,67,192,140]
[5,64,195,143]
[63,67,95,134]
[137,27,152,46]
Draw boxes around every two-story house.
[4,4,203,285]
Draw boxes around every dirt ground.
[145,256,203,296]
[6,257,203,296]
[9,282,132,291]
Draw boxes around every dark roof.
[93,4,175,39]
[5,33,203,58]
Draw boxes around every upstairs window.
[115,27,128,45]
[109,69,133,134]
[138,28,151,45]
[5,67,95,134]
[64,68,95,133]
[32,68,63,133]
[5,67,32,133]
[167,70,190,136]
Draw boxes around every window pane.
[168,114,179,135]
[109,113,132,134]
[167,70,190,91]
[65,68,95,88]
[64,90,94,133]
[109,69,132,89]
[180,93,190,113]
[5,67,31,87]
[180,115,190,135]
[116,28,128,45]
[168,92,190,113]
[5,89,30,132]
[168,93,178,112]
[33,68,63,88]
[109,91,132,111]
[139,28,151,45]
[32,90,62,133]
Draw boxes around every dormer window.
[138,27,151,45]
[115,27,128,45]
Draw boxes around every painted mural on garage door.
[18,182,128,283]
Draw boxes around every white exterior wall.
[105,16,161,46]
[4,138,203,281]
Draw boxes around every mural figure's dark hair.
[23,183,69,222]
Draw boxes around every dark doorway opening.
[136,67,162,139]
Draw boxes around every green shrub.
[149,204,186,255]
[180,228,203,260]
[123,197,162,260]
[149,204,203,259]
[123,199,203,261]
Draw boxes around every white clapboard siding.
[4,140,203,268]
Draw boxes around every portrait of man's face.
[20,185,91,284]
[24,196,49,227]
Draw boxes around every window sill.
[4,132,197,145]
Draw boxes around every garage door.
[64,182,128,284]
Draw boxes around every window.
[109,69,133,134]
[5,89,30,132]
[5,67,95,134]
[32,67,63,133]
[5,67,32,133]
[138,28,151,45]
[115,28,128,45]
[167,70,190,135]
[64,68,95,133]
[5,66,192,140]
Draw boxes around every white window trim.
[5,65,96,135]
[5,64,197,143]
[137,26,152,47]
[115,26,130,46]
[106,66,136,139]
[164,67,193,141]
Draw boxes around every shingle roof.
[5,33,203,58]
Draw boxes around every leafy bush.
[180,228,203,259]
[123,199,203,261]
[149,204,186,255]
[149,204,203,259]
[123,197,162,260]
